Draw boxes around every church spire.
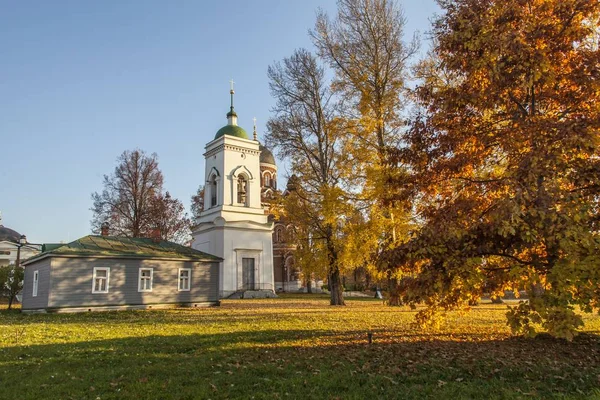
[253,117,258,141]
[226,79,238,126]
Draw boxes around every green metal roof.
[214,125,249,140]
[41,243,64,252]
[23,235,221,265]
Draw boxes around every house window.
[92,267,110,293]
[32,270,39,297]
[178,268,191,291]
[237,175,248,205]
[138,268,153,292]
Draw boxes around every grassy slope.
[1,296,599,400]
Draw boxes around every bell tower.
[192,83,275,298]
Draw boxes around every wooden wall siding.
[22,258,51,310]
[47,258,219,308]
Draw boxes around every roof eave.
[22,253,222,266]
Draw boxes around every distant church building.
[192,85,301,298]
[259,147,303,293]
[0,214,41,267]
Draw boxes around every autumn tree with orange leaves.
[390,0,600,339]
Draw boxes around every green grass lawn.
[1,296,599,399]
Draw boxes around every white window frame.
[32,270,39,297]
[178,268,191,292]
[91,267,110,294]
[138,268,154,292]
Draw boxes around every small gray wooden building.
[21,235,222,313]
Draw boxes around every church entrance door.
[242,257,255,290]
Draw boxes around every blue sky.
[0,0,440,243]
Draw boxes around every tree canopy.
[91,149,190,244]
[190,185,204,222]
[390,0,600,339]
[0,264,24,310]
[266,49,349,305]
[313,0,418,304]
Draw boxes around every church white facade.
[191,87,275,298]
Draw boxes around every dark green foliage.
[0,264,24,310]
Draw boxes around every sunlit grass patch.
[1,296,599,399]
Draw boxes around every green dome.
[259,144,276,165]
[215,125,249,140]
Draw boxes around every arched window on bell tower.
[210,175,218,207]
[237,174,249,206]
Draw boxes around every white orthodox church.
[191,86,277,298]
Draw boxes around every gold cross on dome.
[230,79,235,91]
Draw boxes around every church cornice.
[203,144,225,158]
[203,144,261,158]
[224,144,260,155]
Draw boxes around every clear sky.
[0,0,440,243]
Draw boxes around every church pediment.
[230,165,254,180]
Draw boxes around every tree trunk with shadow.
[329,268,345,306]
[387,277,402,306]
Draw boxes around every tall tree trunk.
[328,268,345,305]
[307,279,313,294]
[7,294,14,310]
[326,227,345,306]
[387,276,402,306]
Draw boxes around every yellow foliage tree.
[266,49,351,305]
[312,0,418,302]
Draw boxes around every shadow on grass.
[1,328,599,400]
